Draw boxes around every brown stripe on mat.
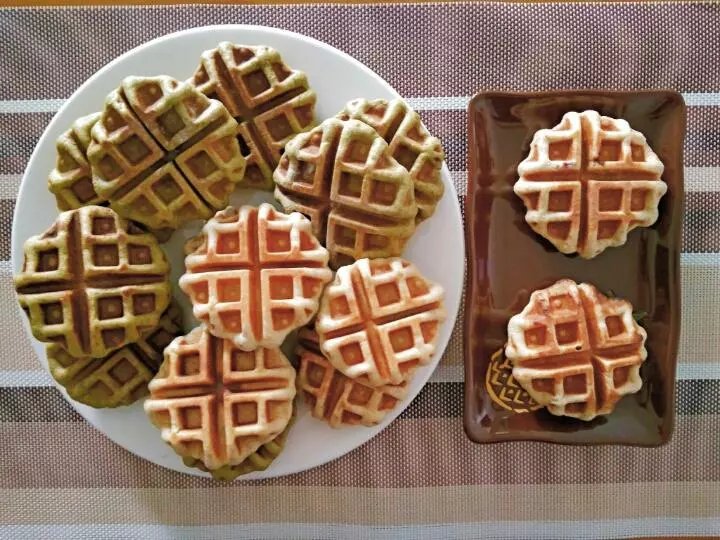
[2,108,720,175]
[1,415,719,489]
[2,5,720,100]
[4,193,720,255]
[0,379,716,423]
[684,194,720,253]
[0,199,15,260]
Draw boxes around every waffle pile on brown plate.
[16,42,449,480]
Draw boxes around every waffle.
[47,302,183,408]
[274,118,417,267]
[297,327,409,427]
[49,113,106,211]
[505,279,647,421]
[338,98,445,221]
[88,75,246,231]
[190,42,317,190]
[515,110,666,259]
[180,203,332,350]
[15,206,171,358]
[316,258,445,387]
[183,421,292,481]
[485,348,542,414]
[144,326,296,471]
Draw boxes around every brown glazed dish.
[464,91,685,445]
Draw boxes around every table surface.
[2,3,720,540]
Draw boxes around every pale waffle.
[190,42,317,190]
[88,75,246,230]
[47,302,183,408]
[144,326,296,471]
[274,118,417,268]
[49,113,105,211]
[515,110,666,259]
[315,258,446,387]
[183,421,292,481]
[15,206,171,358]
[297,327,409,427]
[180,203,333,350]
[338,98,445,221]
[505,279,647,421]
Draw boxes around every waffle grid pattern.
[274,118,417,267]
[48,112,105,211]
[145,327,296,470]
[515,110,667,259]
[506,280,647,420]
[89,75,245,230]
[316,258,446,387]
[296,328,409,427]
[338,98,445,221]
[191,42,316,190]
[46,303,183,407]
[180,203,332,350]
[14,206,171,358]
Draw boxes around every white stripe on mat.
[1,93,720,115]
[2,518,720,540]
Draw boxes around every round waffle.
[515,110,666,259]
[338,98,445,221]
[14,206,171,358]
[190,42,317,190]
[274,118,418,268]
[48,112,105,211]
[485,348,542,414]
[505,279,647,421]
[47,302,183,408]
[180,203,333,351]
[297,327,408,427]
[88,75,246,231]
[316,258,446,387]
[144,326,296,471]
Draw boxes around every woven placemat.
[1,3,719,539]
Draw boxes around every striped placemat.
[2,3,719,539]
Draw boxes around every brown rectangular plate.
[464,91,685,446]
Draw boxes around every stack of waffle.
[17,41,450,480]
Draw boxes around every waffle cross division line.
[47,304,183,407]
[297,328,409,427]
[274,118,417,267]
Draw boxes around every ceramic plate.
[11,25,464,478]
[464,91,684,445]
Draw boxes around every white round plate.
[11,25,464,479]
